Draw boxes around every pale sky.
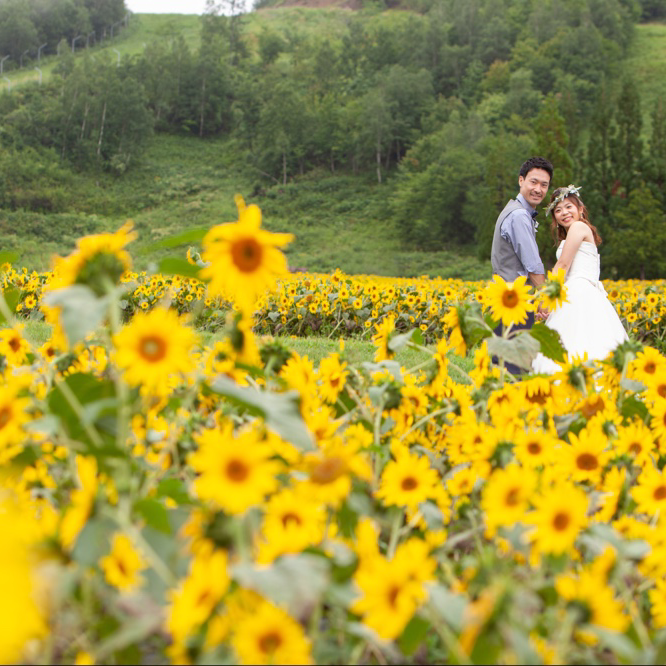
[126,0,210,14]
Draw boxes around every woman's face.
[553,197,581,228]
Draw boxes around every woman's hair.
[549,189,602,246]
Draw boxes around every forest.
[0,0,665,277]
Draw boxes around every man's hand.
[536,304,550,321]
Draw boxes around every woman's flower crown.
[545,184,582,216]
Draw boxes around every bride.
[532,185,628,375]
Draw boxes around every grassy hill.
[1,10,664,279]
[625,22,666,133]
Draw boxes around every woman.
[532,185,628,375]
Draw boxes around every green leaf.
[47,373,118,454]
[588,627,640,662]
[487,332,541,371]
[232,554,330,618]
[95,614,164,662]
[388,328,423,353]
[42,285,110,346]
[157,257,203,280]
[399,615,431,656]
[210,376,315,451]
[134,499,171,534]
[621,395,649,422]
[156,478,192,506]
[620,378,646,393]
[427,583,467,631]
[529,322,567,363]
[0,286,20,324]
[72,517,116,566]
[142,226,208,252]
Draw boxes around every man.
[490,156,553,372]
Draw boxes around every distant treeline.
[1,0,666,278]
[0,0,127,62]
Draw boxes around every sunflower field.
[4,199,666,665]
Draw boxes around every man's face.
[518,168,550,208]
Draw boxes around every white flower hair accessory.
[545,184,582,216]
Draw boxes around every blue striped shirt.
[499,193,545,276]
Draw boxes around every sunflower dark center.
[505,488,521,507]
[527,442,542,455]
[310,457,346,484]
[576,453,598,471]
[232,238,263,273]
[258,631,283,654]
[0,407,11,429]
[281,512,302,528]
[139,336,167,362]
[654,485,666,501]
[226,459,249,482]
[502,290,519,308]
[645,362,657,374]
[401,476,418,491]
[553,512,570,531]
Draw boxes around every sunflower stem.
[54,375,105,449]
[426,605,472,665]
[386,509,403,559]
[104,278,131,453]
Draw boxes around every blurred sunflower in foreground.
[200,195,294,314]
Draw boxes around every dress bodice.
[557,240,601,284]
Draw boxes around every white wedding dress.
[532,240,628,375]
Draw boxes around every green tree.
[610,79,643,198]
[604,184,666,279]
[533,95,574,186]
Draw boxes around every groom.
[491,156,553,370]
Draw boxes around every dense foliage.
[0,0,665,278]
[0,0,127,62]
[6,203,666,665]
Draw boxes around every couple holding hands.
[490,156,627,375]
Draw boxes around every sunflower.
[200,196,294,314]
[560,426,611,484]
[0,382,31,464]
[352,538,435,641]
[0,498,46,664]
[113,307,198,395]
[539,268,568,311]
[485,274,534,327]
[513,429,558,468]
[630,346,666,383]
[317,353,348,404]
[614,421,655,467]
[649,579,666,629]
[188,423,281,515]
[528,483,588,555]
[231,598,312,665]
[99,533,145,593]
[60,455,98,550]
[376,447,439,511]
[0,325,31,366]
[441,306,467,357]
[256,488,327,564]
[631,464,666,516]
[372,316,396,362]
[555,569,629,632]
[166,548,230,647]
[51,221,137,296]
[481,465,537,537]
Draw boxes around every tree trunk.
[199,74,206,138]
[97,100,107,158]
[641,264,645,280]
[282,152,287,185]
[376,136,382,184]
[80,102,89,140]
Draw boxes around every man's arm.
[505,212,545,285]
[528,272,545,287]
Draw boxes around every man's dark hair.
[519,157,553,181]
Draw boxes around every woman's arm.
[551,222,592,275]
